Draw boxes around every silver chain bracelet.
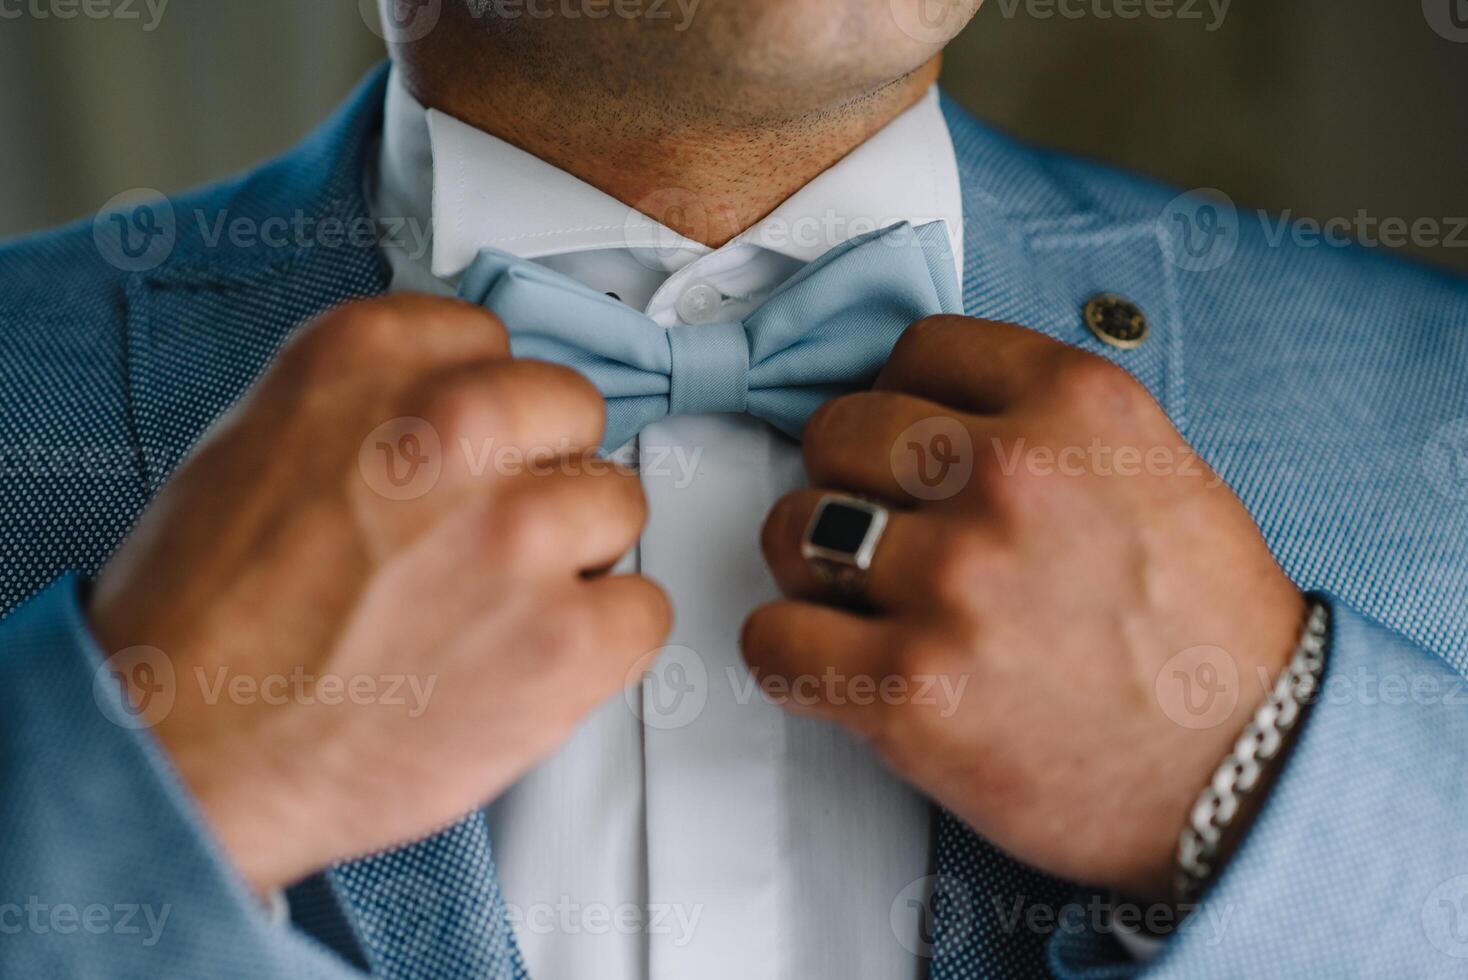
[1174,596,1331,904]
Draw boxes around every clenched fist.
[90,295,671,893]
[745,314,1306,902]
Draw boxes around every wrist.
[162,711,338,895]
[1172,594,1330,904]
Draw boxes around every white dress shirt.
[368,68,966,980]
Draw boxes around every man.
[1,1,1465,977]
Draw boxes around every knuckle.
[594,465,649,540]
[739,604,782,665]
[802,400,834,444]
[617,469,652,532]
[543,601,600,664]
[761,493,807,559]
[283,298,516,398]
[512,358,593,395]
[381,294,513,361]
[490,484,565,561]
[508,360,608,445]
[802,393,854,444]
[456,302,510,351]
[894,632,963,687]
[921,528,991,606]
[293,300,405,369]
[971,439,1030,503]
[1050,351,1140,411]
[522,359,603,408]
[402,356,606,452]
[623,578,673,647]
[413,376,501,444]
[890,314,960,363]
[802,394,872,470]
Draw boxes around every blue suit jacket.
[3,65,1467,979]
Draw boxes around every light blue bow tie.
[457,220,962,449]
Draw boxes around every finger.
[740,600,892,733]
[804,391,983,503]
[581,574,675,686]
[413,358,608,489]
[358,360,611,552]
[287,294,512,382]
[357,294,514,363]
[876,314,1064,413]
[492,461,648,576]
[762,489,953,611]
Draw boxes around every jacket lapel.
[329,811,528,980]
[946,114,1187,424]
[122,67,393,490]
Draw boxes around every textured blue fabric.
[455,221,962,449]
[331,811,525,980]
[1,61,1466,978]
[0,577,368,979]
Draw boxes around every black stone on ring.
[801,494,890,600]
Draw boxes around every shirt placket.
[636,247,793,980]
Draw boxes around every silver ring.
[800,494,891,603]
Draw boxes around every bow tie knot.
[458,221,962,449]
[669,321,750,416]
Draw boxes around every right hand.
[89,295,671,894]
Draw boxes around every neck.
[400,58,942,248]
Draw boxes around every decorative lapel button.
[1083,293,1149,349]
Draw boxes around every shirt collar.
[378,68,965,285]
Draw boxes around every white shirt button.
[675,282,726,325]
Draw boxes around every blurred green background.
[1,0,1465,272]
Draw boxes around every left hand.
[743,314,1306,902]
